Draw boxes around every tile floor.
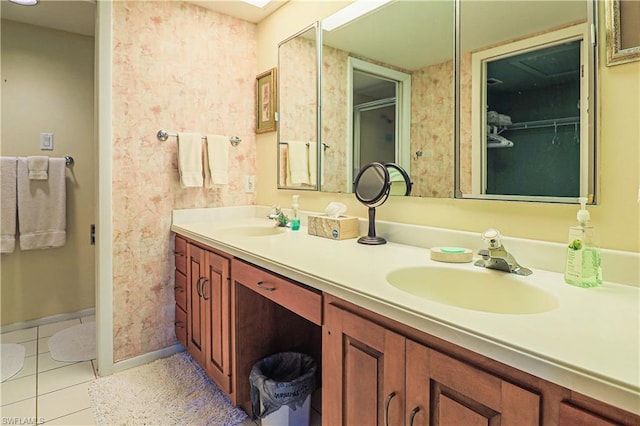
[1,316,97,425]
[1,316,319,425]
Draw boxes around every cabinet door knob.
[384,391,396,426]
[256,281,276,292]
[174,251,185,257]
[174,321,185,329]
[174,286,184,293]
[409,406,420,426]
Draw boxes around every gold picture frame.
[255,68,277,134]
[606,0,640,66]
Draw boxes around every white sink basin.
[386,267,558,314]
[215,225,287,237]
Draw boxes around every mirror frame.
[277,21,322,191]
[453,0,598,204]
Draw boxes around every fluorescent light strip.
[240,0,271,8]
[322,0,393,31]
[9,0,38,5]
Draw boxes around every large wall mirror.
[277,22,321,190]
[319,1,455,197]
[456,0,597,203]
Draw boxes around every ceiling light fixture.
[240,0,271,8]
[322,0,393,31]
[8,0,39,5]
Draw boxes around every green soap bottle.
[291,195,300,231]
[564,197,602,287]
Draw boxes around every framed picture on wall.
[606,0,640,66]
[255,68,277,134]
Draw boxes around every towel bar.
[157,130,241,147]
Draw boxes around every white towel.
[17,157,66,250]
[1,157,17,253]
[27,156,49,180]
[177,132,203,188]
[308,142,317,186]
[287,141,309,185]
[205,134,229,187]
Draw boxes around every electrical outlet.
[40,133,54,150]
[244,175,256,193]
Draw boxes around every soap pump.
[564,197,602,287]
[291,195,300,231]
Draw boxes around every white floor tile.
[37,352,76,373]
[43,407,96,425]
[37,338,50,355]
[0,397,37,420]
[37,362,95,396]
[0,374,36,406]
[0,328,38,344]
[22,340,37,358]
[37,382,92,423]
[6,355,37,382]
[38,320,81,339]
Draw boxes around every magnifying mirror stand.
[358,206,386,245]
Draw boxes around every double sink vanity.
[171,206,639,424]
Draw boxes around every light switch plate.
[40,133,54,150]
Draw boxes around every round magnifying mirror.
[385,163,412,197]
[354,162,390,245]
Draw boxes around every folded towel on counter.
[177,132,203,188]
[205,134,229,187]
[1,157,17,253]
[27,156,49,180]
[287,141,309,185]
[17,157,66,250]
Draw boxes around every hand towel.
[287,141,309,185]
[27,156,49,180]
[17,157,66,250]
[177,132,203,188]
[205,134,229,187]
[1,157,17,253]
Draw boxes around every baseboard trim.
[106,344,185,376]
[1,307,96,334]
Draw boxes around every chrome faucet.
[474,228,532,276]
[267,206,289,227]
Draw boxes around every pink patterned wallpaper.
[112,1,257,361]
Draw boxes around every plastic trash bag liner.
[249,352,317,418]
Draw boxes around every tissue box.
[307,215,359,240]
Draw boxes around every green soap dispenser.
[291,195,300,231]
[564,197,602,287]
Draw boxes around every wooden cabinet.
[323,302,540,426]
[180,238,233,395]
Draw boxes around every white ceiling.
[0,0,288,37]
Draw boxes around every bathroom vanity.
[171,207,639,425]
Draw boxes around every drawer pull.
[174,286,184,293]
[202,279,210,300]
[174,321,185,328]
[196,277,205,297]
[409,406,420,426]
[384,391,396,426]
[256,281,276,292]
[174,251,185,257]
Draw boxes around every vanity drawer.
[174,270,187,310]
[232,259,322,325]
[175,305,187,347]
[174,236,187,273]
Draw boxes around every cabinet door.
[559,402,618,426]
[203,250,232,394]
[186,244,207,366]
[323,303,405,426]
[406,339,540,426]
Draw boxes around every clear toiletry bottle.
[564,197,602,287]
[291,195,300,231]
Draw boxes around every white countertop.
[171,206,640,415]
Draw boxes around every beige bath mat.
[48,322,96,362]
